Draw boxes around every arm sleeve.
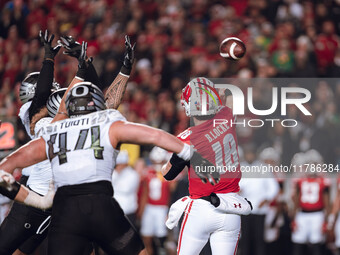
[163,153,189,181]
[29,60,54,121]
[85,63,104,90]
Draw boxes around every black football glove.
[78,41,88,69]
[59,35,82,59]
[191,151,220,185]
[75,41,93,80]
[39,30,61,60]
[121,35,136,75]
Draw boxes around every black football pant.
[0,175,51,255]
[48,181,144,255]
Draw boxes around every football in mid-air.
[219,37,246,60]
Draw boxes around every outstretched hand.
[122,35,136,71]
[39,30,61,60]
[78,41,92,69]
[59,35,82,59]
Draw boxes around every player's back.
[40,109,126,188]
[178,106,241,198]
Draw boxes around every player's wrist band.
[120,65,131,76]
[0,181,21,200]
[177,143,192,161]
[119,72,130,78]
[44,58,54,63]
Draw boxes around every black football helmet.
[65,82,106,117]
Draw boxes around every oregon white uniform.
[18,102,53,195]
[40,109,126,188]
[18,102,35,176]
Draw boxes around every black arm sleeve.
[85,63,104,90]
[28,60,54,121]
[163,153,190,181]
[0,181,21,200]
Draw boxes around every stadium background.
[0,0,340,255]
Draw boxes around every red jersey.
[296,177,330,211]
[145,168,170,206]
[177,106,241,199]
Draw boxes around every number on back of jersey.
[47,125,104,165]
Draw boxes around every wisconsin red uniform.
[334,178,340,247]
[144,168,170,206]
[141,168,170,238]
[174,106,243,255]
[296,177,330,212]
[292,176,330,244]
[177,106,241,198]
[163,78,252,255]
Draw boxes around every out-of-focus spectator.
[112,150,140,227]
[239,145,280,255]
[140,147,171,255]
[314,20,339,76]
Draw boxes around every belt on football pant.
[199,193,220,207]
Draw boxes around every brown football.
[219,37,246,60]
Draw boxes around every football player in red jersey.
[140,147,171,255]
[291,150,330,255]
[327,174,340,253]
[162,77,252,255]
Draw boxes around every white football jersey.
[18,102,34,176]
[19,101,34,140]
[40,109,126,188]
[19,102,54,194]
[26,117,53,195]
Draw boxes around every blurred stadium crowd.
[1,0,340,255]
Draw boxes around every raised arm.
[105,35,135,109]
[59,35,103,90]
[29,30,60,120]
[29,30,61,131]
[52,41,89,123]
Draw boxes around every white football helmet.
[19,72,40,103]
[305,149,323,164]
[181,77,221,117]
[291,152,306,166]
[259,147,280,164]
